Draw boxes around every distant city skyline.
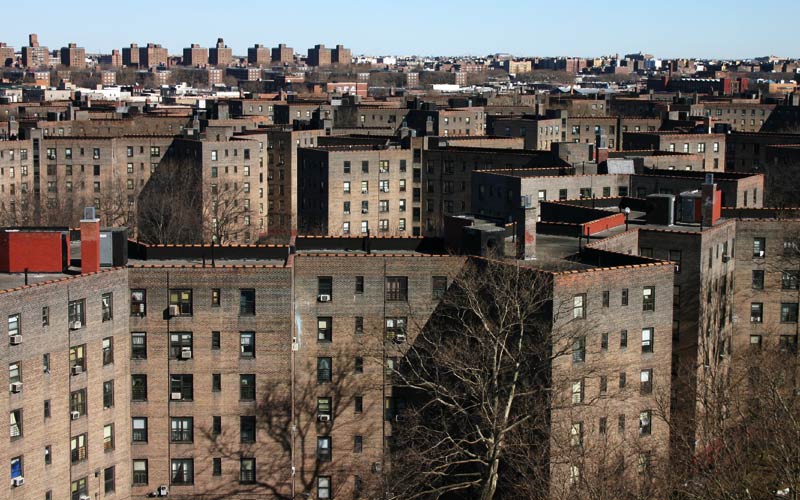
[3,0,799,60]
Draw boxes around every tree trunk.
[480,457,500,500]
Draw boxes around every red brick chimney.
[80,208,100,274]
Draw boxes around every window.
[642,287,655,311]
[601,332,609,351]
[354,435,363,453]
[379,200,389,212]
[318,476,332,499]
[318,276,333,298]
[170,374,193,401]
[640,369,653,394]
[240,332,255,357]
[432,276,447,299]
[9,409,22,438]
[354,395,364,414]
[572,379,584,404]
[639,410,652,436]
[753,237,766,257]
[780,335,798,353]
[385,277,408,301]
[171,459,194,485]
[9,362,20,389]
[44,400,51,419]
[621,288,629,306]
[43,353,50,374]
[642,328,654,353]
[602,290,610,307]
[619,372,627,389]
[93,148,100,159]
[45,445,52,465]
[569,465,581,487]
[343,181,351,193]
[750,335,762,349]
[781,303,799,323]
[171,417,193,443]
[212,416,222,436]
[71,478,88,500]
[343,161,351,174]
[317,317,332,342]
[211,150,218,161]
[355,276,364,294]
[573,294,586,319]
[211,288,220,306]
[782,271,799,290]
[318,357,332,383]
[130,289,146,316]
[132,418,148,443]
[212,331,221,350]
[169,332,192,359]
[317,436,332,461]
[752,270,765,289]
[169,289,193,316]
[133,460,148,485]
[101,293,113,321]
[343,201,350,214]
[572,336,586,363]
[240,458,256,484]
[132,375,147,401]
[310,397,333,424]
[385,317,406,342]
[71,433,87,463]
[669,250,682,273]
[68,299,85,327]
[212,458,222,476]
[240,289,256,315]
[620,329,628,349]
[240,375,256,400]
[69,345,86,373]
[103,381,114,408]
[618,414,626,433]
[41,307,49,327]
[570,422,583,447]
[104,424,115,451]
[102,337,114,365]
[751,303,763,323]
[599,416,607,435]
[104,467,115,494]
[132,332,147,359]
[361,181,368,194]
[600,376,608,394]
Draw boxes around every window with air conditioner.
[169,289,193,316]
[68,300,85,329]
[169,332,193,359]
[69,345,86,373]
[170,374,193,401]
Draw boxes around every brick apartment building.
[247,44,270,67]
[22,34,49,69]
[209,38,232,67]
[182,44,208,67]
[307,45,332,67]
[60,43,86,69]
[623,132,726,171]
[297,145,417,237]
[0,43,15,67]
[271,44,294,65]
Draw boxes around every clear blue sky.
[4,0,797,59]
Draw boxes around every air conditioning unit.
[318,294,331,302]
[722,254,730,262]
[138,303,146,314]
[11,477,24,487]
[80,495,91,500]
[157,485,169,497]
[291,342,300,352]
[180,347,192,359]
[394,333,407,343]
[170,392,182,400]
[69,320,82,330]
[758,250,765,257]
[9,335,21,345]
[168,305,180,317]
[71,365,83,376]
[10,382,22,393]
[70,410,81,420]
[318,414,331,422]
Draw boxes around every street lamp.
[624,207,631,231]
[211,235,217,268]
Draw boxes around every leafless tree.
[136,158,203,244]
[384,257,587,500]
[202,181,252,244]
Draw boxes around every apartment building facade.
[623,132,726,171]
